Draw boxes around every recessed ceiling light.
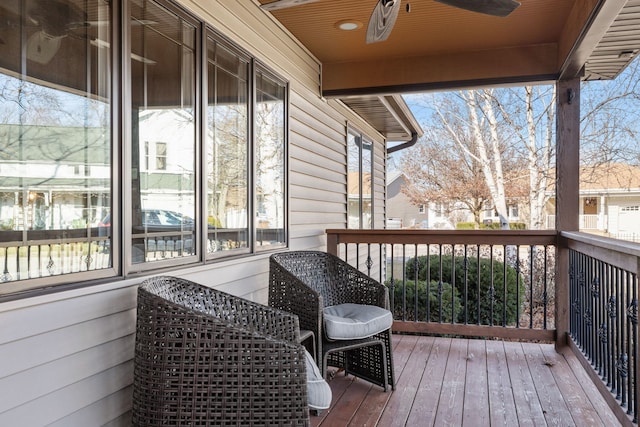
[336,20,363,31]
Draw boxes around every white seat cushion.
[304,349,332,411]
[323,303,393,340]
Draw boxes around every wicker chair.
[132,276,310,426]
[269,251,395,391]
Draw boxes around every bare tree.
[401,88,529,229]
[401,127,491,226]
[400,57,640,231]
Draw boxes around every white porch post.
[598,194,606,230]
[555,77,580,349]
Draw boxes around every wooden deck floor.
[312,335,623,427]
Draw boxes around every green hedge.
[387,279,462,323]
[404,255,524,325]
[456,222,527,230]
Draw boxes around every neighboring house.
[386,171,453,229]
[546,163,640,239]
[479,202,523,226]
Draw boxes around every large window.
[347,129,373,229]
[130,0,197,266]
[0,0,288,296]
[255,67,287,249]
[0,0,113,292]
[206,37,249,256]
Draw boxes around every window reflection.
[347,130,373,229]
[348,133,361,229]
[255,69,286,249]
[0,0,112,283]
[206,37,249,255]
[130,0,196,264]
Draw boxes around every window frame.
[0,0,290,298]
[347,126,374,230]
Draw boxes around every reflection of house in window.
[156,142,167,170]
[144,141,168,171]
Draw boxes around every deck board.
[312,335,624,427]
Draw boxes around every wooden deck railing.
[327,229,558,342]
[326,228,639,426]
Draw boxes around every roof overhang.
[258,0,640,146]
[259,0,639,95]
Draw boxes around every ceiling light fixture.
[336,20,363,31]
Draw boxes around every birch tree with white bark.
[400,58,640,231]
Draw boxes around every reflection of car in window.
[98,210,194,229]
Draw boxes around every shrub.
[386,279,462,323]
[456,222,477,230]
[455,222,527,230]
[404,255,524,325]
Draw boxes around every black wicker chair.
[132,276,310,426]
[269,251,395,391]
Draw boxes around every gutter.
[387,131,419,154]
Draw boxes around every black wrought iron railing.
[565,231,640,424]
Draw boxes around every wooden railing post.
[555,77,581,349]
[326,231,338,256]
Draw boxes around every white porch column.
[598,194,606,230]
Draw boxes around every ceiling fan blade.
[26,31,62,64]
[260,0,321,11]
[91,39,157,65]
[435,0,521,17]
[366,0,402,44]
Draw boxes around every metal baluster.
[389,244,395,319]
[379,243,384,284]
[426,244,431,323]
[438,245,443,323]
[626,270,635,414]
[451,244,456,325]
[489,245,495,327]
[593,260,602,376]
[529,245,534,329]
[503,245,507,327]
[631,273,638,422]
[585,254,593,364]
[478,245,482,326]
[515,246,521,328]
[463,245,469,325]
[402,244,407,321]
[543,245,548,330]
[414,243,418,322]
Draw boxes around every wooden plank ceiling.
[258,0,640,142]
[258,0,639,96]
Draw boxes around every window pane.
[130,0,196,264]
[255,69,286,249]
[0,0,112,285]
[206,37,249,255]
[362,139,373,229]
[347,133,361,229]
